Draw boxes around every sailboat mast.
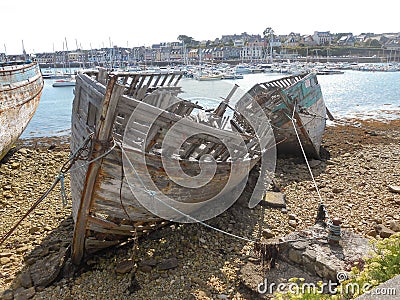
[22,40,27,60]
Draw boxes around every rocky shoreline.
[1,117,400,299]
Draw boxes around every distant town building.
[313,31,332,45]
[233,39,244,47]
[188,48,199,61]
[6,29,399,66]
[68,51,85,62]
[383,37,400,51]
[300,35,316,46]
[283,33,301,47]
[213,47,225,60]
[223,46,241,60]
[337,34,356,46]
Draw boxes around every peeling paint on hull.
[0,62,43,160]
[235,73,327,158]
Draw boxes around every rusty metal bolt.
[328,217,342,245]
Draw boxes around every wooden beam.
[71,75,125,265]
[326,106,335,121]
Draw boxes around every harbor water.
[22,70,400,139]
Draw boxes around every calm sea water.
[22,70,400,138]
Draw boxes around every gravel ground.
[0,117,399,299]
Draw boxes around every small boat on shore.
[69,69,273,264]
[0,61,44,160]
[233,73,327,158]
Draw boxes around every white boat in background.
[221,70,244,80]
[194,70,222,81]
[41,68,54,79]
[52,76,76,87]
[234,64,252,74]
[195,74,222,81]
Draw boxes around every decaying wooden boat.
[70,69,273,264]
[233,73,327,158]
[0,61,43,160]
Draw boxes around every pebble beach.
[1,117,400,299]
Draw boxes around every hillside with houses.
[2,30,399,66]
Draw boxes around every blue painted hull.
[235,73,326,158]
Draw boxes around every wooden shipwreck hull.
[233,73,327,158]
[0,61,43,160]
[70,69,268,264]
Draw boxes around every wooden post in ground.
[71,75,125,265]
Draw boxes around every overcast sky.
[1,0,398,54]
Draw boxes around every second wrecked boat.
[233,73,328,158]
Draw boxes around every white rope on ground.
[117,142,326,244]
[118,141,256,243]
[0,133,117,245]
[289,106,325,205]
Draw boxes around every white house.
[313,31,332,45]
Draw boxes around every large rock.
[0,290,14,300]
[375,224,395,238]
[115,259,135,274]
[0,257,10,265]
[18,148,28,155]
[10,162,20,170]
[0,252,12,258]
[279,225,371,282]
[13,287,35,300]
[263,192,286,208]
[30,247,68,287]
[262,229,275,239]
[308,159,322,168]
[389,220,400,232]
[157,257,178,270]
[18,272,33,288]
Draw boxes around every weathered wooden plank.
[127,74,141,95]
[151,74,162,87]
[166,73,176,86]
[72,76,125,265]
[134,75,147,96]
[136,84,148,100]
[196,142,218,159]
[97,68,108,85]
[156,74,166,86]
[85,239,120,251]
[173,74,183,86]
[181,140,203,159]
[87,215,136,235]
[214,84,239,117]
[118,96,252,143]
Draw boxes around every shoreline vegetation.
[1,116,400,299]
